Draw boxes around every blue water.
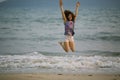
[0,0,120,74]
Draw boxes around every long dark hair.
[64,10,75,22]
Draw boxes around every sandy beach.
[0,73,120,80]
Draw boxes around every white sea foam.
[0,52,120,73]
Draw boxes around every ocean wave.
[88,35,120,41]
[0,0,6,3]
[0,52,120,73]
[96,35,120,41]
[0,17,22,24]
[77,34,120,41]
[81,50,120,57]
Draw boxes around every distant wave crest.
[0,0,6,3]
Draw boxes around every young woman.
[59,0,80,52]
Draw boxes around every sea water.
[0,0,120,74]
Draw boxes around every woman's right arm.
[74,2,80,22]
[59,0,66,23]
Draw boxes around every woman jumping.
[59,0,80,52]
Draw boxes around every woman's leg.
[59,41,69,52]
[64,41,69,52]
[69,41,75,52]
[69,36,75,52]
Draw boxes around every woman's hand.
[59,0,63,6]
[76,2,80,7]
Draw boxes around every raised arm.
[59,0,67,23]
[74,2,80,21]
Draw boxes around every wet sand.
[0,73,120,80]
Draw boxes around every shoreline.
[0,73,120,80]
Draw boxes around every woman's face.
[68,14,72,21]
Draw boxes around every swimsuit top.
[64,21,75,36]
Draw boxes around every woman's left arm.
[74,2,80,21]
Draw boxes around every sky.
[0,0,120,8]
